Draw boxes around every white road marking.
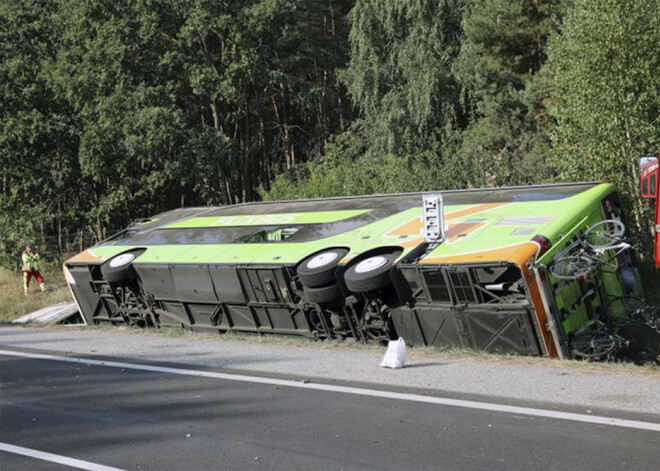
[2,349,659,433]
[0,442,125,471]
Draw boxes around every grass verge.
[7,322,658,376]
[0,264,72,322]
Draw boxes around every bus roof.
[74,182,613,267]
[204,181,600,216]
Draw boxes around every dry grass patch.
[11,322,658,376]
[0,266,72,322]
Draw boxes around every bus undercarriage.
[68,258,545,357]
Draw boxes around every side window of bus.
[641,173,657,198]
[240,226,300,243]
[651,174,657,196]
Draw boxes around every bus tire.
[101,252,139,284]
[344,254,395,293]
[303,283,344,306]
[297,249,347,288]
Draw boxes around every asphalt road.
[3,327,659,416]
[1,352,659,471]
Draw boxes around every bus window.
[641,173,657,199]
[639,155,658,198]
[240,226,301,243]
[651,173,657,197]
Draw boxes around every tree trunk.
[242,93,252,202]
[57,201,62,255]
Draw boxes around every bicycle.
[569,318,628,359]
[549,219,631,280]
[606,295,660,334]
[568,296,660,361]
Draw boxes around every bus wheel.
[297,249,347,287]
[101,252,138,284]
[344,254,395,293]
[303,283,345,306]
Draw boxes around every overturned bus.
[64,181,646,360]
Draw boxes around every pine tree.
[454,0,562,186]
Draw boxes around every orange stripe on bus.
[386,202,508,237]
[419,241,533,264]
[66,250,103,264]
[511,243,558,358]
[444,221,487,244]
[444,202,508,221]
[386,217,423,237]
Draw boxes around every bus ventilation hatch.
[447,268,478,303]
[423,268,479,303]
[423,271,451,302]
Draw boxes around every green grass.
[0,263,72,322]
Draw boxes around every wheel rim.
[354,256,388,274]
[551,254,593,280]
[572,332,616,358]
[307,252,339,269]
[109,253,136,268]
[585,220,625,250]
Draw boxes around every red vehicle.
[639,152,660,269]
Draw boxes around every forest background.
[1,0,659,281]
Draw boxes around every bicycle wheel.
[550,253,594,280]
[571,324,617,359]
[584,219,626,250]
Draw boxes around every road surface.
[1,347,658,470]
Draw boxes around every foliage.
[544,0,660,256]
[0,0,80,263]
[341,0,464,155]
[453,0,562,187]
[264,124,475,200]
[1,0,354,257]
[2,0,660,279]
[266,0,562,198]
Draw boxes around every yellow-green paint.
[73,182,643,340]
[87,184,618,269]
[163,210,370,228]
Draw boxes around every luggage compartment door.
[463,306,541,356]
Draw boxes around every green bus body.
[65,182,643,359]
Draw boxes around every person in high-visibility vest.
[21,245,46,294]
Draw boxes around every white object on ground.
[12,302,81,325]
[380,337,406,369]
